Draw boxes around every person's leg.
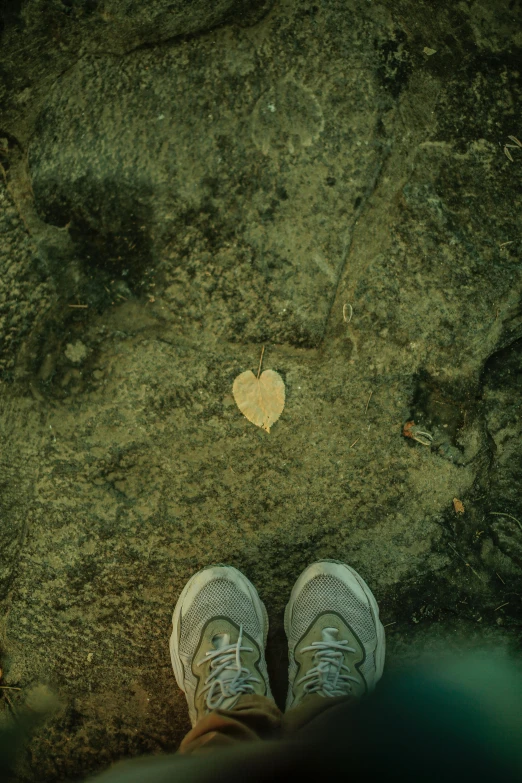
[281,692,351,734]
[86,656,522,783]
[169,564,282,754]
[178,693,281,753]
[85,561,522,782]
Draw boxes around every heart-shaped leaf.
[232,369,285,433]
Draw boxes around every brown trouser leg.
[179,693,352,755]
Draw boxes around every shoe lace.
[297,633,359,698]
[197,625,260,711]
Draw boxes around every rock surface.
[0,0,521,780]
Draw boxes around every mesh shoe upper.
[178,577,262,667]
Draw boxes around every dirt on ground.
[0,0,521,780]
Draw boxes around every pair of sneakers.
[170,560,386,726]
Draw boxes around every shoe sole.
[284,559,385,685]
[170,564,270,694]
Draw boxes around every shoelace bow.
[297,637,359,697]
[197,625,260,710]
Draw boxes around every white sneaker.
[284,560,385,711]
[170,565,272,726]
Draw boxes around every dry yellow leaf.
[233,369,285,433]
[453,498,465,514]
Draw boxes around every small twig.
[350,438,360,448]
[256,345,265,380]
[3,691,17,717]
[342,303,353,323]
[448,543,484,581]
[383,621,396,628]
[68,304,88,309]
[499,240,514,248]
[403,420,434,446]
[365,390,373,414]
[489,512,522,532]
[494,602,509,611]
[0,686,21,691]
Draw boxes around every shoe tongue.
[212,633,231,650]
[321,627,340,643]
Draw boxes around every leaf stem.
[257,345,265,380]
